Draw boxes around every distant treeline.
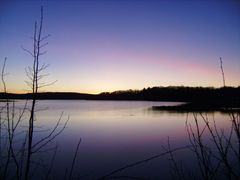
[0,86,240,105]
[100,86,240,106]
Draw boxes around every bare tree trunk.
[24,7,43,180]
[220,57,226,87]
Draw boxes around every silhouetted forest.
[1,86,240,106]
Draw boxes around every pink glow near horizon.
[1,1,240,93]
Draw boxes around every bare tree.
[0,6,70,180]
[220,57,226,87]
[23,6,45,179]
[22,6,67,180]
[0,58,28,180]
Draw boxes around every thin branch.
[69,138,81,179]
[97,145,191,180]
[220,57,226,87]
[21,46,34,57]
[32,112,63,149]
[32,116,69,153]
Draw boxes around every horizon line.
[2,85,240,95]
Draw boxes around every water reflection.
[0,100,238,179]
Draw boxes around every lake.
[0,100,238,179]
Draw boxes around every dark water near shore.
[1,100,235,179]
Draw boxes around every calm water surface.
[5,100,233,179]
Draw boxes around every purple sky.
[0,0,239,93]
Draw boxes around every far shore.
[152,101,240,113]
[1,86,240,113]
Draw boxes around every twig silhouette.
[69,138,82,180]
[97,145,191,180]
[220,57,226,87]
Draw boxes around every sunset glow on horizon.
[0,0,239,94]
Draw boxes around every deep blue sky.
[0,0,239,93]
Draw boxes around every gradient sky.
[0,0,239,94]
